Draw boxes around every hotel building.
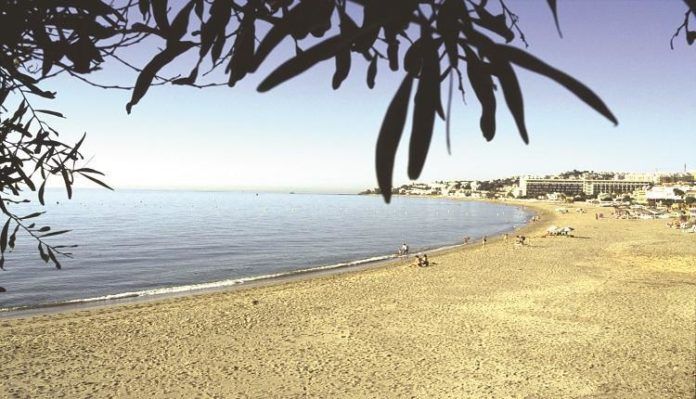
[519,177,655,198]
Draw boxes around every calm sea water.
[0,190,531,310]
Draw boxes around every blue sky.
[36,0,696,193]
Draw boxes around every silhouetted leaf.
[78,172,114,190]
[495,44,618,125]
[194,0,204,19]
[75,168,105,176]
[38,243,50,263]
[127,42,194,113]
[61,169,72,199]
[685,0,696,14]
[151,0,170,33]
[403,39,423,76]
[473,6,514,43]
[0,286,5,292]
[0,88,9,106]
[0,219,10,254]
[66,133,86,161]
[687,30,696,45]
[367,56,377,89]
[38,179,46,206]
[546,0,563,37]
[170,0,196,42]
[437,0,463,67]
[253,0,334,71]
[492,58,529,144]
[387,40,399,71]
[139,0,150,17]
[408,36,439,180]
[35,109,65,118]
[464,46,496,141]
[47,248,61,269]
[258,35,346,92]
[332,50,351,89]
[199,0,232,59]
[445,71,453,155]
[227,14,256,87]
[9,223,20,249]
[20,212,44,220]
[376,75,414,203]
[42,230,71,238]
[172,66,199,85]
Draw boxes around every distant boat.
[289,191,296,194]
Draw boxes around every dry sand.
[1,201,695,398]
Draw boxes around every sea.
[0,190,532,312]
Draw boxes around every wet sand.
[2,201,695,398]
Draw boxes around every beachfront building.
[519,176,654,199]
[644,185,693,203]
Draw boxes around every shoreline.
[3,200,694,398]
[1,198,544,320]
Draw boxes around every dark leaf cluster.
[122,0,617,203]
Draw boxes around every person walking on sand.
[482,236,487,246]
[400,242,409,256]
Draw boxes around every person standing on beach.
[482,236,487,246]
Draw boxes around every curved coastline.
[0,198,541,320]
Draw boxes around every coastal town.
[360,170,696,230]
[360,169,696,205]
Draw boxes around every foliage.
[0,0,118,279]
[32,0,624,204]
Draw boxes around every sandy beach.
[1,201,695,398]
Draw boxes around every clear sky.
[36,0,696,193]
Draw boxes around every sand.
[1,201,695,398]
